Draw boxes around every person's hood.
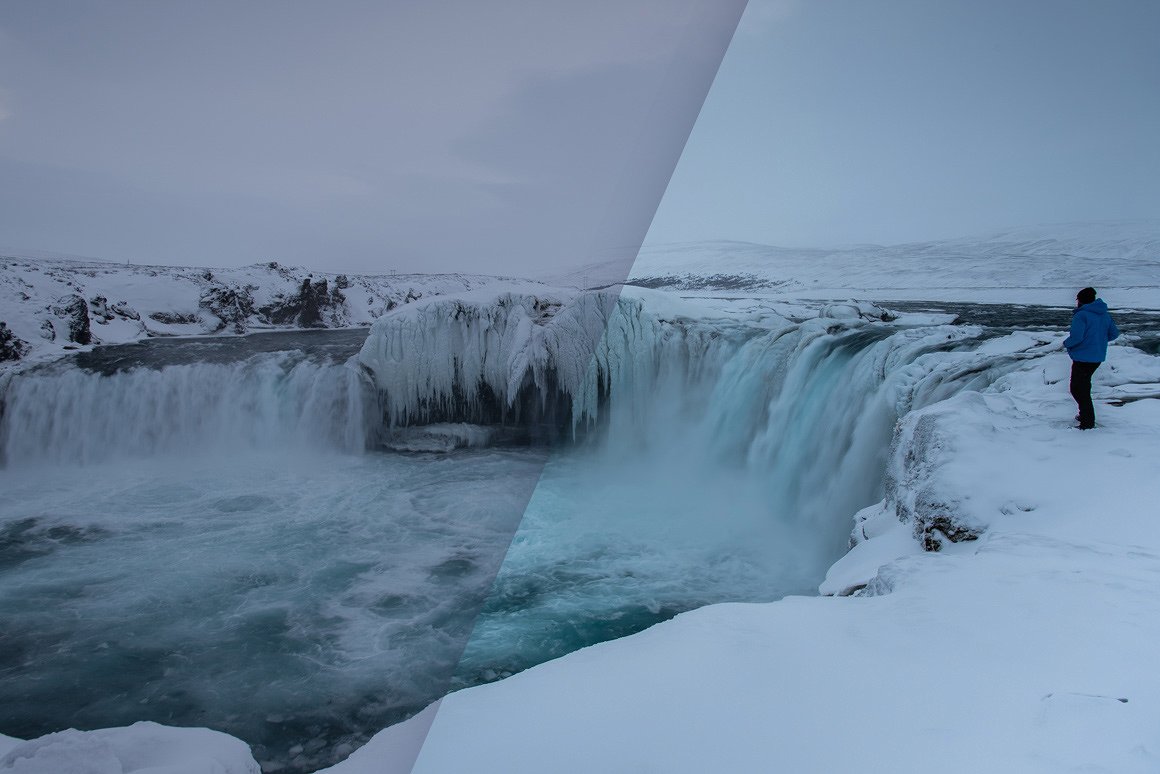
[1074,299,1109,316]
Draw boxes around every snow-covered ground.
[336,344,1160,774]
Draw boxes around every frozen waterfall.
[1,350,372,466]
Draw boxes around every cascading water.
[438,293,1047,683]
[0,292,1077,771]
[1,337,374,465]
[0,331,546,771]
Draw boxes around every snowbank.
[0,722,259,774]
[337,346,1160,774]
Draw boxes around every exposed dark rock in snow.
[51,295,92,345]
[259,277,347,328]
[88,295,115,324]
[110,301,140,321]
[200,284,257,334]
[628,273,783,291]
[148,311,201,325]
[916,510,983,551]
[0,322,30,362]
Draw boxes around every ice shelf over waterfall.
[330,343,1160,774]
[356,285,784,434]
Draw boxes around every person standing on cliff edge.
[1063,287,1120,430]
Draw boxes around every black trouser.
[1070,360,1101,428]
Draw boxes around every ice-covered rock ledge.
[355,285,778,438]
[335,346,1160,774]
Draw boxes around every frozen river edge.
[331,346,1160,774]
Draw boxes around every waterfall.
[353,289,1053,683]
[0,289,1063,771]
[4,289,1043,476]
[0,351,374,466]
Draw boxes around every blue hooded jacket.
[1063,299,1120,363]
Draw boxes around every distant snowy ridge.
[0,254,518,366]
[628,221,1160,305]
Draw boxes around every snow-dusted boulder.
[0,722,259,774]
[818,299,897,322]
[0,323,29,362]
[51,295,92,345]
[199,284,256,333]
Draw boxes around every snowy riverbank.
[329,345,1160,774]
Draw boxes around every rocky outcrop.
[51,294,92,345]
[148,311,200,325]
[109,301,139,321]
[87,296,142,326]
[88,295,115,324]
[200,284,257,334]
[259,277,347,328]
[0,322,30,362]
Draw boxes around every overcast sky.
[0,1,744,274]
[647,0,1160,248]
[6,3,1157,276]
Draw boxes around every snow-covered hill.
[0,255,516,366]
[626,221,1160,306]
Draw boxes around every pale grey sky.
[647,0,1160,248]
[0,1,745,274]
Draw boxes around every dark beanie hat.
[1077,287,1097,304]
